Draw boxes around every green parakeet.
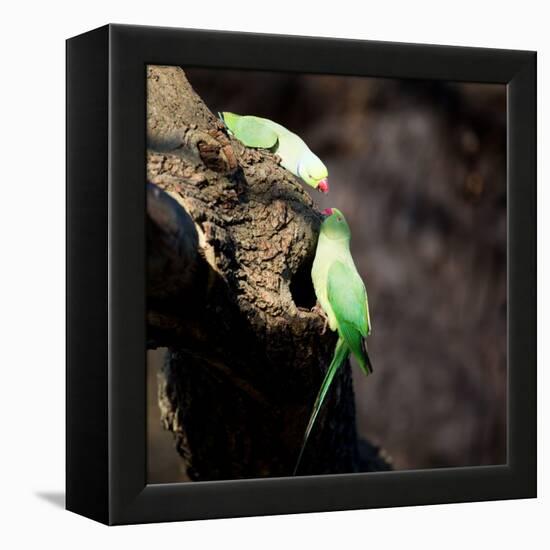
[294,207,373,475]
[219,112,329,193]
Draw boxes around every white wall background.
[0,1,546,547]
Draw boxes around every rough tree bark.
[146,65,390,480]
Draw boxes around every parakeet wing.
[327,261,372,375]
[327,261,369,335]
[232,117,279,149]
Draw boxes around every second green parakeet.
[294,207,373,474]
[219,112,329,193]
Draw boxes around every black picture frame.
[66,24,537,525]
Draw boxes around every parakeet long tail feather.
[360,339,374,375]
[293,337,349,476]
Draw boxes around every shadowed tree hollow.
[146,65,389,481]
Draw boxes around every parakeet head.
[320,208,351,240]
[298,152,329,193]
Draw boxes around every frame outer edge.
[507,51,537,497]
[101,25,537,524]
[66,25,110,525]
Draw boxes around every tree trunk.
[146,65,389,480]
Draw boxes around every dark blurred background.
[148,68,507,483]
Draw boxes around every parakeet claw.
[311,302,329,334]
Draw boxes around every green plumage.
[219,112,328,190]
[294,208,373,474]
[292,337,349,475]
[220,112,279,149]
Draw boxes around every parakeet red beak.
[322,208,334,216]
[317,179,329,193]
